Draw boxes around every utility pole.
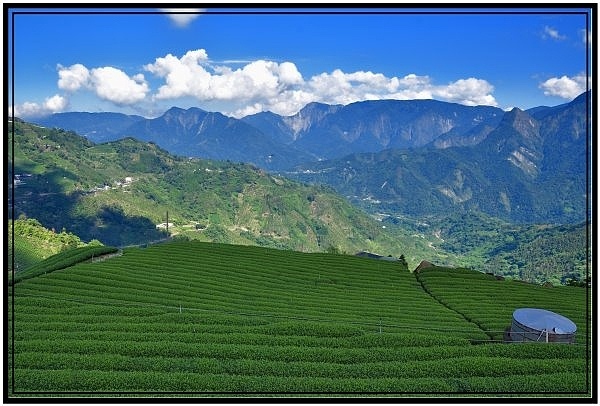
[166,211,169,239]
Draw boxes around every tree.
[398,254,408,271]
[564,276,589,287]
[326,245,341,255]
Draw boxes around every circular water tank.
[510,308,577,343]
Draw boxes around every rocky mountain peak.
[503,107,540,139]
[283,102,342,138]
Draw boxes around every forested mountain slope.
[8,119,436,267]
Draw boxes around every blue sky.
[8,6,593,119]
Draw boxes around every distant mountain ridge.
[35,97,506,169]
[274,99,503,157]
[118,106,315,170]
[287,92,590,224]
[243,102,343,144]
[35,111,145,143]
[33,95,588,169]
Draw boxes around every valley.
[14,92,591,285]
[9,119,447,270]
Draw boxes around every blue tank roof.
[513,308,577,334]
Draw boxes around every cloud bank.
[143,48,498,117]
[13,48,504,118]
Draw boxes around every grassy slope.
[9,241,589,396]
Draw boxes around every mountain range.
[11,109,590,283]
[33,91,590,225]
[35,98,505,170]
[288,92,589,224]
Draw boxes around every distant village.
[12,173,33,186]
[90,176,135,193]
[11,174,137,193]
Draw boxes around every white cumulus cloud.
[144,49,306,106]
[57,63,90,91]
[143,49,499,117]
[539,73,589,99]
[11,94,68,118]
[160,8,204,28]
[301,70,496,113]
[58,63,150,105]
[434,78,497,106]
[90,67,149,105]
[278,62,304,85]
[44,94,69,111]
[145,49,211,99]
[387,74,434,100]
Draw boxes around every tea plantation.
[7,241,590,397]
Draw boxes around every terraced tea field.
[9,245,118,285]
[416,266,590,342]
[8,241,590,397]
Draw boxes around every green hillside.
[8,218,87,272]
[8,120,445,269]
[383,211,590,285]
[8,241,590,397]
